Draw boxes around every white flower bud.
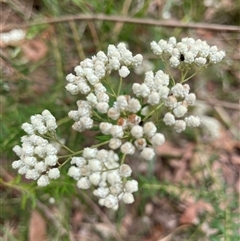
[99,122,112,135]
[65,83,79,95]
[93,187,109,198]
[96,149,109,162]
[164,95,178,109]
[132,83,141,96]
[154,70,170,87]
[48,168,60,179]
[134,138,147,150]
[88,159,102,172]
[80,116,93,129]
[139,83,150,98]
[119,66,130,78]
[77,81,91,94]
[89,172,101,186]
[26,169,40,180]
[132,54,143,67]
[184,52,195,64]
[158,86,170,99]
[68,166,81,180]
[173,105,188,118]
[143,122,157,138]
[109,138,122,150]
[35,161,47,172]
[130,125,143,139]
[140,147,155,161]
[163,112,175,126]
[125,180,138,193]
[151,133,165,146]
[37,175,50,187]
[184,115,201,127]
[148,92,160,105]
[83,147,98,159]
[141,106,149,116]
[96,102,109,113]
[169,56,180,67]
[171,83,186,98]
[185,93,196,105]
[107,171,121,184]
[195,57,207,66]
[122,192,134,204]
[110,125,124,138]
[21,123,34,135]
[115,95,129,111]
[120,142,135,155]
[66,73,76,82]
[71,157,87,167]
[24,156,37,166]
[108,107,120,120]
[174,120,186,133]
[13,145,22,156]
[72,121,84,132]
[18,165,28,175]
[12,160,23,169]
[127,98,141,113]
[104,194,118,208]
[150,41,163,55]
[97,92,109,102]
[94,83,106,94]
[86,73,99,85]
[45,155,58,166]
[119,164,132,177]
[86,93,98,106]
[77,177,91,189]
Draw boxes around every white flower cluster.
[12,37,225,209]
[66,43,143,131]
[12,110,60,186]
[162,83,201,132]
[151,37,225,67]
[100,111,165,161]
[68,148,138,209]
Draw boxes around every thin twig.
[197,99,239,110]
[2,14,240,32]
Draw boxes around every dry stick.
[113,0,133,38]
[197,99,240,110]
[2,14,240,32]
[80,191,123,241]
[87,21,100,50]
[69,20,86,60]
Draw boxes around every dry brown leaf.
[179,204,198,225]
[179,200,213,225]
[28,210,47,241]
[156,141,183,157]
[22,39,48,62]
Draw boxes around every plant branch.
[2,14,240,32]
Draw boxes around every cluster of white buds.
[162,83,201,132]
[13,38,225,208]
[68,148,138,209]
[66,43,143,131]
[12,110,60,186]
[150,37,226,67]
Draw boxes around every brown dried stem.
[2,14,240,33]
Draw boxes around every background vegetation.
[1,0,239,240]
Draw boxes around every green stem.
[58,156,72,168]
[120,153,127,165]
[92,110,103,120]
[52,133,75,154]
[117,77,123,96]
[142,103,164,122]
